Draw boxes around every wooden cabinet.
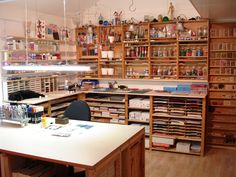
[85,93,126,124]
[76,20,209,81]
[151,95,206,155]
[82,92,206,155]
[208,22,236,148]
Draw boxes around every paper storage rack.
[85,93,126,124]
[151,96,206,156]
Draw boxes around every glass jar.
[192,47,196,57]
[157,48,163,57]
[150,28,156,39]
[157,66,162,76]
[163,47,167,57]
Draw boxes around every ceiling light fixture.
[0,0,15,3]
[2,65,90,72]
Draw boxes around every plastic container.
[101,51,108,58]
[41,115,47,128]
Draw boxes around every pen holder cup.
[28,111,44,124]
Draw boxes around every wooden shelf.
[91,109,125,114]
[128,120,149,124]
[51,103,70,111]
[151,147,201,155]
[179,56,208,59]
[86,98,125,103]
[209,97,236,100]
[179,43,207,46]
[209,120,236,124]
[209,105,236,108]
[79,56,98,59]
[210,58,236,60]
[209,89,236,92]
[152,134,201,142]
[178,39,208,43]
[151,57,176,59]
[209,81,235,84]
[179,59,207,62]
[152,113,202,120]
[211,50,236,52]
[210,36,236,39]
[128,107,150,110]
[92,115,124,119]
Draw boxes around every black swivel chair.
[64,100,91,121]
[64,100,91,177]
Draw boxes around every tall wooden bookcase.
[208,22,236,148]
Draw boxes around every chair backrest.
[64,100,91,121]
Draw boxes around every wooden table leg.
[0,153,12,177]
[115,153,121,177]
[86,169,95,177]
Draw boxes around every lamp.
[2,0,90,72]
[2,65,90,72]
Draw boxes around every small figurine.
[168,2,175,20]
[113,11,122,25]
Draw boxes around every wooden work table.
[0,119,145,177]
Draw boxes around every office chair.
[64,100,91,121]
[64,100,91,177]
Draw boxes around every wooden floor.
[145,148,236,177]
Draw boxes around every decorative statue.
[168,2,175,20]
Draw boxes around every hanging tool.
[129,0,136,12]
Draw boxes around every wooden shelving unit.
[75,20,209,81]
[208,22,236,148]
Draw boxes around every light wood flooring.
[145,148,236,177]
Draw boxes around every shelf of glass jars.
[125,65,149,79]
[178,62,208,80]
[123,37,149,79]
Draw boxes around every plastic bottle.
[41,115,47,128]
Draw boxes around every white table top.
[0,120,143,168]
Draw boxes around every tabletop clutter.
[0,104,44,126]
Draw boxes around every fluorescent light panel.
[2,65,91,72]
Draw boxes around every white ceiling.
[190,0,236,21]
[1,0,236,21]
[0,0,99,17]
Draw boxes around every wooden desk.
[0,120,145,177]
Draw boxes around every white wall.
[0,3,74,38]
[78,0,200,25]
